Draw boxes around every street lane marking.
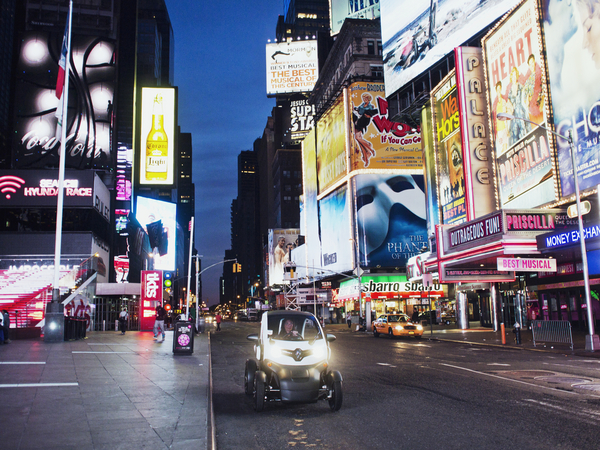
[523,399,600,424]
[0,362,46,365]
[377,363,397,368]
[0,382,78,388]
[487,363,511,366]
[439,363,578,395]
[72,351,135,354]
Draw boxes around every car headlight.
[395,325,403,331]
[417,325,423,331]
[312,346,327,359]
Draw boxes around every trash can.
[173,320,194,354]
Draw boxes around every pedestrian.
[346,312,352,328]
[215,312,222,331]
[118,308,129,335]
[155,305,167,342]
[411,309,419,323]
[2,309,10,343]
[153,305,162,339]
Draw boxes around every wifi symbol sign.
[0,175,26,200]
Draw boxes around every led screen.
[316,96,347,194]
[268,229,300,285]
[318,185,353,274]
[354,173,428,268]
[330,0,381,36]
[139,88,176,185]
[13,31,115,169]
[380,0,520,97]
[136,196,176,271]
[541,0,600,197]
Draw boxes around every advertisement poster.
[139,87,176,186]
[316,96,347,194]
[141,270,162,331]
[484,0,556,208]
[266,40,318,95]
[431,72,467,225]
[302,129,321,274]
[380,0,520,97]
[354,173,428,268]
[13,31,115,170]
[282,94,315,144]
[268,229,300,285]
[542,0,600,197]
[330,0,381,36]
[135,197,176,271]
[347,82,422,171]
[318,185,353,274]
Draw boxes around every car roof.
[266,310,314,318]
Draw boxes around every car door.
[376,315,387,333]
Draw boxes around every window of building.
[283,170,291,178]
[367,40,375,55]
[285,185,292,192]
[371,65,383,78]
[284,196,292,202]
[377,41,383,56]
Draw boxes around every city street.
[212,321,600,450]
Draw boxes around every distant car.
[203,314,215,324]
[373,313,423,339]
[440,311,455,325]
[417,311,437,325]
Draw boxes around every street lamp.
[497,112,599,351]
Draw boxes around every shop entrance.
[479,293,493,328]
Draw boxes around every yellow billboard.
[316,96,347,194]
[139,87,175,185]
[347,82,422,171]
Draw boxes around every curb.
[208,331,216,450]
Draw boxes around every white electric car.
[245,310,343,412]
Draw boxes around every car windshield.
[387,315,409,323]
[268,315,321,341]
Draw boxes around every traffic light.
[237,263,242,272]
[164,272,172,290]
[232,263,242,273]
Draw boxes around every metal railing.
[531,320,574,351]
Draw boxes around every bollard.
[513,322,522,345]
[501,323,506,345]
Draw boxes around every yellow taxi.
[372,313,423,339]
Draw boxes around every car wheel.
[373,327,379,337]
[388,328,393,338]
[329,380,343,412]
[254,377,265,412]
[244,360,256,396]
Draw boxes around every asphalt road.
[211,321,600,450]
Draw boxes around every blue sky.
[166,1,282,305]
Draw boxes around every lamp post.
[497,112,599,351]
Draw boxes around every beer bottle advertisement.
[140,88,175,185]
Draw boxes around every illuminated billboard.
[421,101,440,237]
[139,88,176,185]
[282,94,315,144]
[483,0,556,209]
[316,96,347,194]
[455,47,497,220]
[354,173,427,268]
[541,0,600,197]
[135,196,176,271]
[330,0,381,36]
[431,71,467,225]
[141,270,162,331]
[302,129,321,274]
[266,40,319,95]
[268,229,300,285]
[380,0,521,97]
[347,82,422,171]
[318,185,353,274]
[13,31,115,170]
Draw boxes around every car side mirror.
[247,333,258,341]
[326,334,336,342]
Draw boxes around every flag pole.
[52,0,73,303]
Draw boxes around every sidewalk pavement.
[325,321,600,357]
[0,329,213,450]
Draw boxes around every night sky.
[166,1,282,305]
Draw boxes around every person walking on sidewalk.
[155,306,167,342]
[346,312,352,328]
[215,312,222,331]
[2,310,10,343]
[118,308,129,335]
